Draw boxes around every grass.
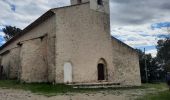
[0,80,74,96]
[0,80,144,96]
[137,90,170,100]
[142,83,167,90]
[136,83,170,100]
[0,80,169,99]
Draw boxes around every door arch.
[97,58,107,81]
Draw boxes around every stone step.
[68,82,121,88]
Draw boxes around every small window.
[77,0,82,4]
[97,0,103,5]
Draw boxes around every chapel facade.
[0,0,141,86]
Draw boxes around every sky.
[0,0,170,57]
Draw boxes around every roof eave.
[0,10,55,50]
[111,36,138,54]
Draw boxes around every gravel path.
[0,87,167,100]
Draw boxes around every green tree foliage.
[2,26,22,41]
[157,39,170,60]
[156,26,170,72]
[136,49,166,83]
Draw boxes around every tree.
[2,26,22,41]
[136,49,165,83]
[156,38,170,72]
[157,39,170,61]
[136,49,152,83]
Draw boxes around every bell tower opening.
[77,0,82,4]
[70,0,89,5]
[90,0,110,14]
[97,0,103,5]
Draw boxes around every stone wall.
[0,3,141,85]
[0,53,10,79]
[53,3,115,83]
[0,15,56,82]
[0,47,21,79]
[112,38,141,86]
[20,37,48,82]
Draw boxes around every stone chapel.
[0,0,141,86]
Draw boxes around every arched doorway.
[97,58,107,81]
[64,62,72,83]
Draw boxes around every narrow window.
[77,0,82,4]
[97,0,103,5]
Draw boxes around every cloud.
[0,0,70,46]
[111,22,169,57]
[0,0,169,57]
[110,0,170,57]
[146,49,157,57]
[110,0,170,26]
[0,0,70,29]
[2,0,16,12]
[134,45,157,57]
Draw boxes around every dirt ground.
[0,87,167,100]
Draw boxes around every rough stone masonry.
[0,0,141,86]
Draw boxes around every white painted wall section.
[64,62,73,83]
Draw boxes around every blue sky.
[111,22,170,56]
[0,28,5,45]
[0,0,170,57]
[151,22,170,30]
